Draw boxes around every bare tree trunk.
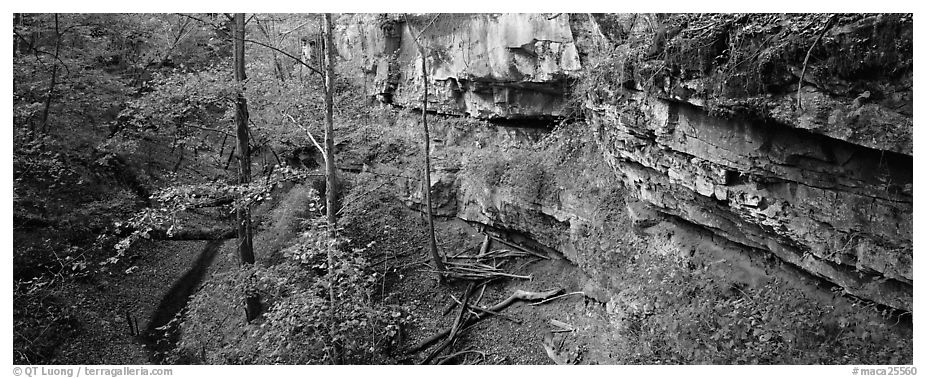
[402,14,447,282]
[420,50,446,282]
[40,13,60,134]
[232,12,261,322]
[322,13,343,365]
[13,13,23,57]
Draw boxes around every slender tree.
[404,14,447,282]
[232,13,261,322]
[322,13,343,365]
[39,13,61,134]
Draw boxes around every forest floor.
[385,218,619,365]
[34,177,625,365]
[18,129,913,365]
[47,239,208,364]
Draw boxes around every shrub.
[173,211,408,364]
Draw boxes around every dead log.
[408,288,563,355]
[473,283,487,307]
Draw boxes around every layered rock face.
[575,14,913,310]
[336,14,913,311]
[335,13,581,119]
[592,95,912,310]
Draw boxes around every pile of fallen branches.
[407,284,564,364]
[399,234,579,364]
[427,234,550,281]
[432,258,531,280]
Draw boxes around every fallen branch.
[550,319,576,332]
[529,291,586,306]
[407,288,563,355]
[421,283,473,364]
[473,283,487,307]
[451,248,533,260]
[448,293,522,324]
[425,269,531,281]
[488,235,550,259]
[449,249,473,259]
[441,298,458,316]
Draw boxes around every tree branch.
[404,13,441,50]
[281,111,328,165]
[243,37,322,75]
[408,288,563,355]
[176,13,223,30]
[14,31,71,77]
[177,13,322,75]
[279,21,310,39]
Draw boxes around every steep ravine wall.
[573,13,913,310]
[335,13,581,119]
[334,13,913,311]
[592,95,911,310]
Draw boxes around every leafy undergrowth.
[579,13,913,122]
[12,288,83,364]
[13,72,153,365]
[607,250,912,364]
[170,181,410,364]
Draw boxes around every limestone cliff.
[336,13,581,119]
[335,13,913,311]
[574,13,912,310]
